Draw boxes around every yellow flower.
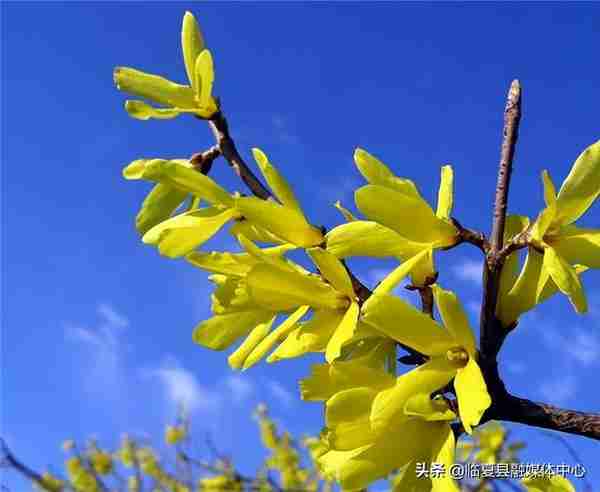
[114,12,218,120]
[326,148,459,286]
[190,236,308,369]
[233,148,324,248]
[123,158,240,256]
[498,141,599,322]
[89,449,113,475]
[301,346,459,491]
[362,283,491,433]
[165,425,187,445]
[35,473,64,492]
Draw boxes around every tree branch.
[0,439,45,488]
[207,111,272,200]
[492,394,600,441]
[480,80,521,360]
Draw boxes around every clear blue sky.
[2,2,599,491]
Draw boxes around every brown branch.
[208,111,272,200]
[491,394,600,441]
[449,218,489,253]
[480,80,521,360]
[190,145,221,175]
[0,439,46,488]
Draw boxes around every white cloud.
[148,356,222,414]
[226,375,255,403]
[64,302,128,391]
[267,380,295,408]
[98,303,129,329]
[536,322,600,368]
[451,259,483,285]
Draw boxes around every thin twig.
[480,80,522,360]
[208,111,272,200]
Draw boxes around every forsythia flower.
[326,148,459,286]
[198,475,242,492]
[35,472,64,492]
[239,244,427,366]
[498,141,599,323]
[361,283,491,433]
[190,237,307,369]
[89,449,113,475]
[233,148,324,248]
[65,457,99,492]
[114,12,218,120]
[165,425,187,445]
[124,148,323,256]
[123,158,240,256]
[301,345,459,491]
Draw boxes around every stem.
[480,80,521,360]
[208,111,272,200]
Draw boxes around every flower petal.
[326,221,424,259]
[454,357,491,434]
[193,50,218,117]
[353,148,421,198]
[142,207,238,258]
[538,246,587,314]
[373,249,431,296]
[552,225,600,268]
[246,263,347,311]
[334,201,357,222]
[242,305,310,369]
[124,159,234,208]
[114,67,196,108]
[430,426,460,492]
[252,148,304,215]
[326,302,360,363]
[431,284,476,355]
[370,357,455,432]
[192,310,272,350]
[228,317,275,369]
[555,140,600,226]
[124,100,184,120]
[355,185,458,245]
[362,294,454,356]
[403,394,456,422]
[181,12,205,87]
[135,183,189,235]
[307,248,355,299]
[235,196,324,247]
[435,165,454,219]
[300,348,395,401]
[498,248,543,326]
[326,387,378,450]
[267,310,342,362]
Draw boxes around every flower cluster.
[114,11,599,492]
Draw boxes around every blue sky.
[2,2,599,491]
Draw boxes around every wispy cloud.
[146,356,222,414]
[65,302,129,392]
[451,259,482,286]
